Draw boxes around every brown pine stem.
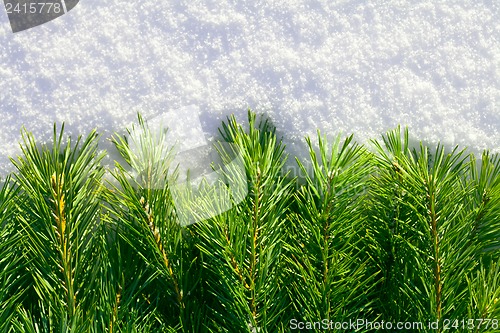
[249,166,262,320]
[223,226,250,289]
[51,172,76,318]
[426,176,442,324]
[140,197,184,309]
[109,283,122,333]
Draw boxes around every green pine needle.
[0,113,497,333]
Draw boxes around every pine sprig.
[107,115,204,332]
[284,131,377,332]
[195,111,294,332]
[369,127,500,331]
[9,125,109,329]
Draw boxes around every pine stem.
[140,197,184,309]
[426,176,442,324]
[109,283,122,333]
[321,171,335,317]
[223,227,249,289]
[250,166,261,320]
[51,172,76,318]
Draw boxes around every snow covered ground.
[0,0,498,177]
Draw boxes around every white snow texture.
[0,0,499,177]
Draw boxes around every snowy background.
[0,0,498,177]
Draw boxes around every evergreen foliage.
[285,132,377,326]
[0,112,498,332]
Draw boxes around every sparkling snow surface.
[0,1,499,176]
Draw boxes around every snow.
[0,0,499,178]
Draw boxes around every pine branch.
[196,110,293,332]
[108,114,203,332]
[368,127,500,332]
[285,131,377,327]
[10,124,108,329]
